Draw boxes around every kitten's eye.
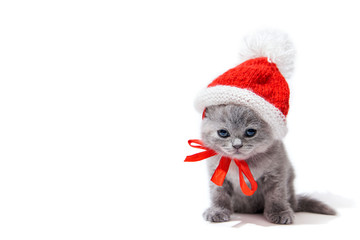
[217,129,230,138]
[245,129,257,137]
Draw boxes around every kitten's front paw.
[203,207,232,222]
[264,209,294,224]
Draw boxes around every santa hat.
[194,30,296,139]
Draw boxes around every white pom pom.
[239,29,296,79]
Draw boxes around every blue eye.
[245,129,257,137]
[217,129,230,138]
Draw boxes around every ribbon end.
[240,181,258,196]
[235,159,258,196]
[209,157,232,186]
[210,176,225,186]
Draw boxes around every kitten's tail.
[295,195,336,215]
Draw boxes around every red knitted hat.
[194,30,295,139]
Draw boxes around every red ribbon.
[184,139,258,196]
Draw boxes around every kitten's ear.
[203,107,216,119]
[202,108,208,119]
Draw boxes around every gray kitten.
[201,104,336,224]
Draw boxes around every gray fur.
[201,104,336,224]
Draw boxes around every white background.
[1,0,360,239]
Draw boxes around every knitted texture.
[194,86,288,139]
[208,57,290,116]
[194,57,290,139]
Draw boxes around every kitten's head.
[201,104,274,159]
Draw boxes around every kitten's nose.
[232,143,243,149]
[232,138,243,149]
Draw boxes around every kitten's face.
[201,104,274,159]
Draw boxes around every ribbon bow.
[184,139,258,196]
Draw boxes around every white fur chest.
[208,155,265,195]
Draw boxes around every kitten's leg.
[203,179,233,222]
[262,179,294,224]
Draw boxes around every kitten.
[201,104,336,224]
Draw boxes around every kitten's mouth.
[218,146,252,159]
[223,150,247,159]
[233,153,246,158]
[228,149,253,159]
